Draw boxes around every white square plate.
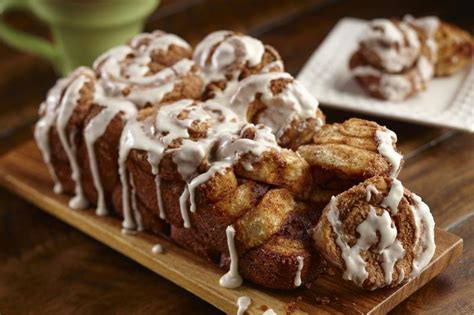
[297,18,474,132]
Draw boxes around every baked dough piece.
[35,29,438,292]
[193,30,284,100]
[229,72,325,149]
[349,18,436,101]
[405,16,474,76]
[313,176,436,290]
[298,118,403,209]
[350,16,473,100]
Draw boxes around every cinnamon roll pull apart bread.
[35,29,436,291]
[313,176,435,290]
[349,16,473,100]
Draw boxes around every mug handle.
[0,0,56,61]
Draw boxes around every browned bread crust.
[433,22,474,76]
[35,30,433,292]
[298,118,403,209]
[313,176,435,290]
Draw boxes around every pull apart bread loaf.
[35,30,436,290]
[349,16,474,101]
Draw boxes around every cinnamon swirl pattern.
[35,29,435,291]
[350,16,473,101]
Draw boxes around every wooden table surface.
[0,0,472,314]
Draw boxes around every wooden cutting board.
[0,140,463,315]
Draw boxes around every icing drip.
[366,184,379,202]
[326,196,368,285]
[119,117,166,231]
[375,129,402,177]
[219,225,243,288]
[152,243,163,254]
[147,151,166,219]
[85,108,118,216]
[294,256,304,287]
[410,193,436,277]
[327,197,405,287]
[381,178,404,214]
[263,309,277,315]
[55,73,90,209]
[380,239,405,285]
[34,76,72,194]
[230,72,319,140]
[236,296,251,315]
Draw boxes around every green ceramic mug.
[0,0,159,74]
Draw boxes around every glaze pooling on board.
[294,256,304,287]
[220,225,243,288]
[236,296,251,315]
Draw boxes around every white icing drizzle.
[366,184,379,202]
[118,99,279,230]
[262,309,277,315]
[119,116,166,231]
[95,31,191,85]
[194,30,265,84]
[360,19,421,73]
[409,193,436,277]
[94,31,195,108]
[219,225,243,288]
[381,178,404,214]
[152,243,163,254]
[375,129,402,178]
[230,72,320,141]
[294,256,304,287]
[55,72,91,209]
[34,76,72,194]
[147,151,166,219]
[236,296,251,315]
[327,197,406,287]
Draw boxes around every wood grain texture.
[0,141,463,315]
